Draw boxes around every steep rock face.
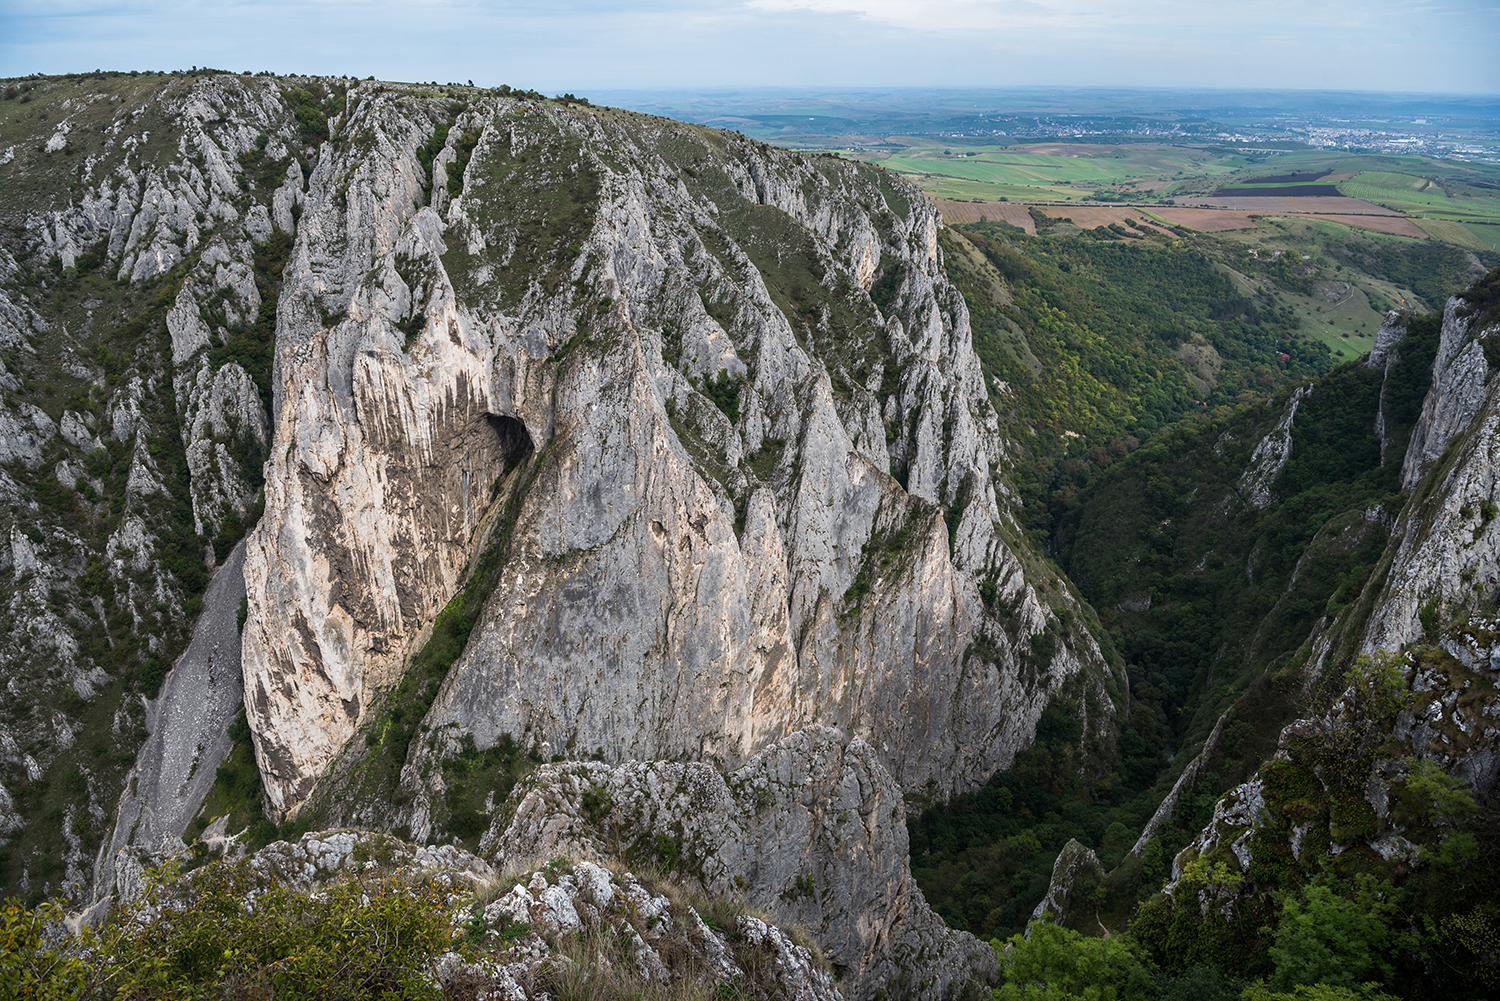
[91,540,248,916]
[1362,303,1500,655]
[1400,299,1491,490]
[239,84,1112,819]
[0,72,297,901]
[1238,384,1310,512]
[1161,286,1500,940]
[1366,309,1408,465]
[1030,838,1106,928]
[485,725,998,1001]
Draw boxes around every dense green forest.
[944,220,1333,544]
[913,212,1499,996]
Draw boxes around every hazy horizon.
[2,1,1497,97]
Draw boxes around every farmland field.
[930,198,1036,231]
[1149,207,1257,231]
[867,143,1249,202]
[913,175,1095,201]
[1338,171,1500,220]
[688,91,1500,371]
[1203,194,1398,214]
[1032,205,1175,233]
[880,152,1124,185]
[1467,222,1500,252]
[1307,214,1429,238]
[1412,218,1491,249]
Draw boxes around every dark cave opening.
[486,413,535,472]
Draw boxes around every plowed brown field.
[1033,206,1174,234]
[930,198,1035,232]
[1150,208,1257,231]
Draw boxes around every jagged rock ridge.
[233,80,1114,826]
[0,71,283,905]
[1,72,1118,1000]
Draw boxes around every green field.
[881,148,1206,184]
[914,176,1096,201]
[856,143,1251,202]
[1467,222,1500,252]
[850,144,1500,217]
[1339,170,1500,221]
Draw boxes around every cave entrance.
[486,413,534,474]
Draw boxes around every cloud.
[743,0,1495,34]
[0,0,1494,92]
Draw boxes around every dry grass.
[929,198,1036,232]
[1150,208,1258,232]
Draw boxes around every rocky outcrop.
[1400,298,1492,489]
[484,725,998,1001]
[1365,310,1409,371]
[1362,303,1500,655]
[92,540,248,915]
[0,72,311,905]
[1167,634,1500,912]
[237,83,1112,820]
[1239,385,1309,511]
[1366,309,1408,465]
[1030,839,1106,928]
[104,828,843,1000]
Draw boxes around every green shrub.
[1268,882,1394,992]
[0,898,90,1000]
[994,920,1158,1001]
[702,369,741,424]
[6,858,455,999]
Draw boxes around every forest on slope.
[908,206,1500,997]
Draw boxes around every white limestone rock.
[1403,299,1492,489]
[0,403,55,466]
[1030,839,1105,926]
[240,87,1110,827]
[486,726,997,1001]
[1363,307,1500,655]
[1239,385,1309,511]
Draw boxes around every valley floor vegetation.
[910,216,1500,996]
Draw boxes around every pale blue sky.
[1,0,1496,94]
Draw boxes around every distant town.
[933,115,1499,162]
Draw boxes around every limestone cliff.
[0,77,1117,995]
[0,71,289,903]
[1360,301,1500,656]
[233,82,1114,825]
[484,726,998,1001]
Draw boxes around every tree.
[995,920,1157,1001]
[1268,881,1394,991]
